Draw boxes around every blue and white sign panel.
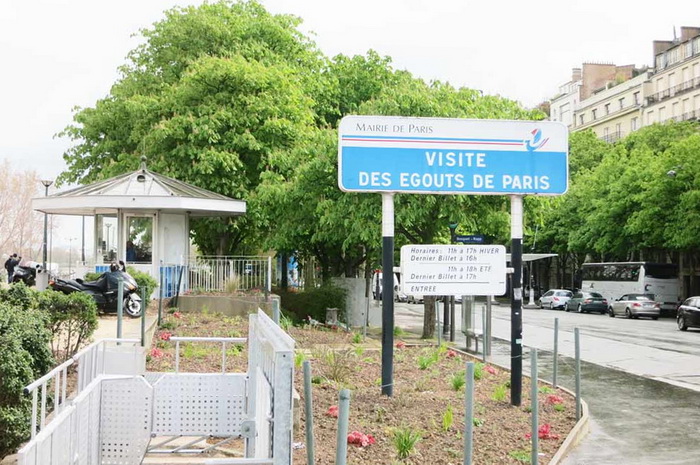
[338,116,568,195]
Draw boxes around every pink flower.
[446,349,457,358]
[173,311,182,319]
[485,365,497,375]
[150,347,163,358]
[396,341,406,349]
[159,332,172,341]
[347,431,376,447]
[546,394,564,405]
[326,405,339,418]
[525,423,560,440]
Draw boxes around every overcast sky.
[1,0,696,179]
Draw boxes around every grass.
[491,383,509,402]
[450,372,466,391]
[392,427,421,460]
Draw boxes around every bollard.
[335,389,351,465]
[117,278,124,342]
[158,265,164,327]
[303,361,315,465]
[481,306,486,362]
[553,317,559,388]
[575,327,581,420]
[140,286,148,347]
[272,296,281,325]
[530,349,539,465]
[463,362,474,465]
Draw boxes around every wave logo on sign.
[524,129,549,152]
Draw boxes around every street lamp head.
[41,179,53,188]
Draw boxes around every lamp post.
[68,237,76,276]
[40,180,53,272]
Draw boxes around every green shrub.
[0,282,38,310]
[392,426,421,459]
[38,290,98,362]
[0,304,53,459]
[276,285,347,323]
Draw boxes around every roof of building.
[32,158,246,217]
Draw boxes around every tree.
[58,1,323,254]
[0,160,48,264]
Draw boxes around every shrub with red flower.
[150,347,164,358]
[173,311,182,319]
[446,349,457,358]
[325,405,339,418]
[347,430,376,447]
[525,423,560,440]
[546,394,564,405]
[396,341,406,349]
[159,332,172,341]
[485,365,497,375]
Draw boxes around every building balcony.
[600,131,625,143]
[646,77,700,104]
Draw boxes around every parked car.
[676,297,700,331]
[608,293,660,320]
[565,291,608,314]
[539,289,573,310]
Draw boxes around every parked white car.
[539,289,573,310]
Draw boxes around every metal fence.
[162,256,272,297]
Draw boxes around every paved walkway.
[92,309,159,346]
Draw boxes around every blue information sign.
[338,116,568,195]
[455,235,485,244]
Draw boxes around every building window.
[96,215,117,263]
[619,98,625,110]
[579,114,585,125]
[127,216,153,264]
[592,109,597,120]
[634,92,640,105]
[631,117,638,131]
[604,104,610,115]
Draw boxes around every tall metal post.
[510,195,524,406]
[575,327,581,420]
[40,180,53,271]
[464,362,474,465]
[530,348,539,465]
[335,389,351,465]
[553,317,559,388]
[158,263,164,326]
[117,278,124,341]
[381,193,395,396]
[303,361,315,464]
[141,286,147,347]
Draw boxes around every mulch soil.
[146,311,577,464]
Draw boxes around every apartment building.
[643,27,700,125]
[550,26,700,141]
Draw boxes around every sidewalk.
[92,308,159,347]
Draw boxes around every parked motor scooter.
[11,261,43,286]
[49,261,142,317]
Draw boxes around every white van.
[371,268,406,302]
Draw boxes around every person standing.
[4,253,19,284]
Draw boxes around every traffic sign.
[455,234,485,244]
[338,116,568,195]
[400,244,507,296]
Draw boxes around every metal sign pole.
[381,193,395,397]
[510,195,524,406]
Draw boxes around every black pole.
[381,236,394,396]
[511,231,523,405]
[443,296,450,335]
[381,193,394,397]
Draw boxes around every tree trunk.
[422,296,436,339]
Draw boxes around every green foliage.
[393,326,405,337]
[125,267,157,294]
[538,385,555,394]
[351,332,363,344]
[279,313,294,331]
[472,417,484,427]
[473,362,484,381]
[277,285,347,323]
[0,303,54,458]
[417,350,439,370]
[392,426,421,460]
[38,290,98,362]
[294,351,306,368]
[491,383,509,402]
[314,348,354,384]
[0,282,38,310]
[450,372,466,391]
[509,449,530,462]
[441,405,454,432]
[554,403,565,412]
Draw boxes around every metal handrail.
[169,336,248,373]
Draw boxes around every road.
[383,300,700,464]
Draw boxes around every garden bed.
[146,311,577,464]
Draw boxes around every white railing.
[170,336,248,373]
[183,256,272,294]
[24,338,142,440]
